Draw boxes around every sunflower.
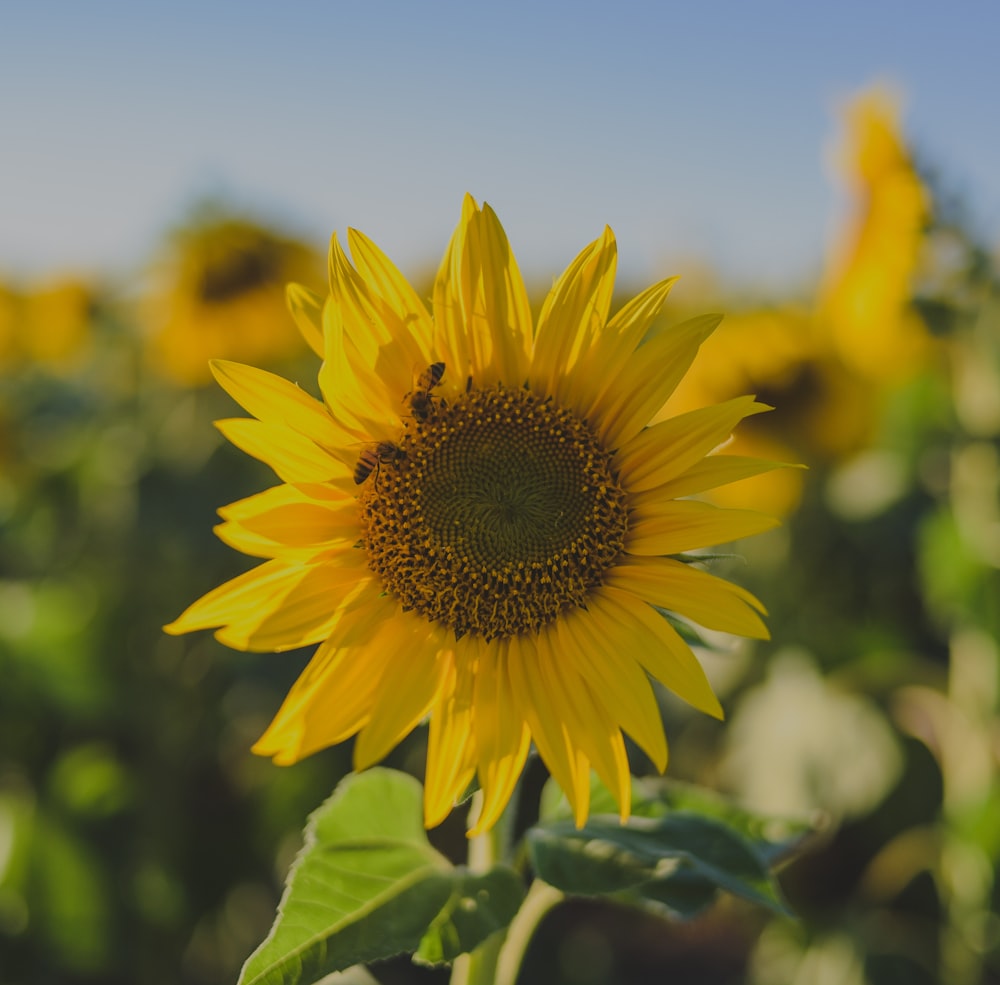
[819,87,933,383]
[143,209,322,386]
[165,196,786,833]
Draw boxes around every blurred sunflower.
[0,277,96,374]
[663,305,820,515]
[0,282,16,367]
[166,196,788,832]
[665,85,936,515]
[820,86,933,382]
[143,208,322,386]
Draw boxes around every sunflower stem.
[449,928,505,985]
[452,783,563,985]
[449,790,502,985]
[494,881,564,985]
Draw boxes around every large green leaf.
[239,769,524,985]
[528,812,789,919]
[531,775,808,919]
[540,774,813,863]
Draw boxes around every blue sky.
[2,1,998,292]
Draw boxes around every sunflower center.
[359,384,628,641]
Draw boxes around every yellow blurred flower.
[662,85,937,514]
[0,282,16,367]
[0,277,96,373]
[143,210,322,386]
[166,196,790,832]
[22,279,96,369]
[820,87,934,382]
[663,306,816,515]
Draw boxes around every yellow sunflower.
[143,210,322,386]
[819,87,933,383]
[165,196,786,833]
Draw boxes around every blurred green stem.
[494,881,563,985]
[449,790,502,985]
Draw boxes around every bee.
[354,441,405,485]
[406,361,446,421]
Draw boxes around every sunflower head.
[165,195,790,833]
[143,208,322,386]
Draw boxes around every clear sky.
[2,1,998,292]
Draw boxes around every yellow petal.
[210,359,352,453]
[424,639,478,828]
[590,586,724,720]
[554,607,667,771]
[353,622,450,769]
[328,233,426,394]
[286,282,325,357]
[636,456,798,501]
[213,519,349,562]
[346,227,436,354]
[626,501,780,555]
[564,276,679,424]
[229,500,357,548]
[464,203,533,386]
[215,562,379,652]
[252,595,403,763]
[432,194,480,380]
[316,274,402,439]
[468,638,531,835]
[215,418,346,484]
[508,634,591,827]
[615,396,771,492]
[218,481,352,521]
[606,557,769,640]
[164,559,302,636]
[434,197,530,386]
[534,630,631,821]
[531,228,617,404]
[596,314,721,448]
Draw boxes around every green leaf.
[239,769,524,985]
[540,774,813,863]
[416,866,525,965]
[533,775,810,920]
[638,779,814,866]
[528,812,790,919]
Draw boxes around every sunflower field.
[1,89,998,985]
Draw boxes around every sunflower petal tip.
[424,802,449,830]
[251,733,296,764]
[208,358,236,382]
[707,696,726,721]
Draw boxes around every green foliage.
[232,769,802,983]
[531,776,806,919]
[529,814,788,918]
[415,867,525,964]
[238,770,524,984]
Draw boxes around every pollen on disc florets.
[359,382,629,641]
